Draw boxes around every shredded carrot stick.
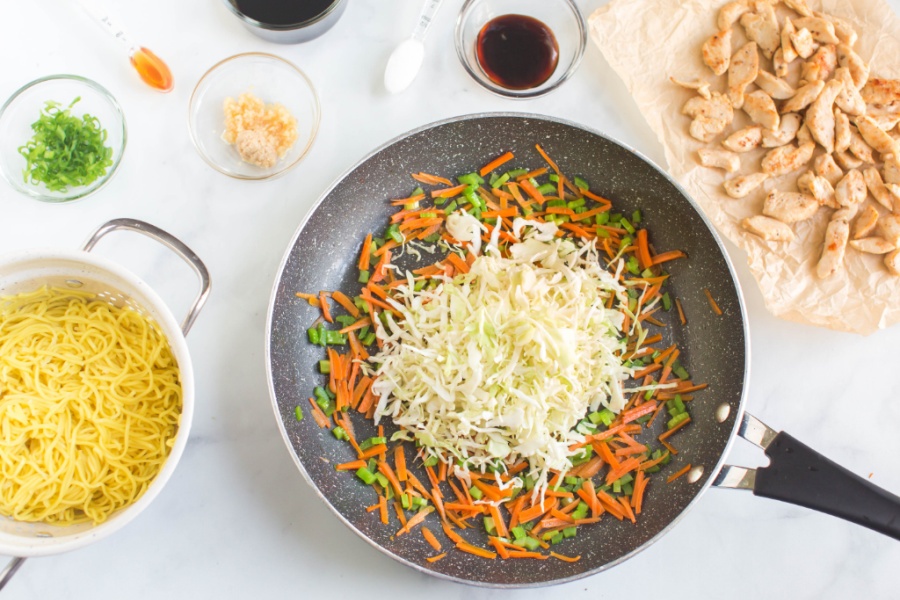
[394,445,408,482]
[704,288,723,315]
[675,297,687,325]
[445,251,469,274]
[550,552,581,563]
[422,526,442,551]
[307,398,330,429]
[317,291,333,322]
[489,536,511,559]
[412,172,453,186]
[294,292,321,308]
[651,250,687,265]
[479,151,515,176]
[426,552,447,563]
[667,463,693,483]
[431,183,468,199]
[441,522,464,544]
[331,291,361,317]
[335,459,366,471]
[636,229,653,270]
[659,416,692,441]
[515,167,548,181]
[378,495,388,524]
[359,444,387,460]
[397,507,433,535]
[456,541,497,559]
[507,551,548,559]
[535,143,561,174]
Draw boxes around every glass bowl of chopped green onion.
[0,75,126,202]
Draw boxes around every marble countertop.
[2,1,899,598]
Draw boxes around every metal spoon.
[383,0,444,94]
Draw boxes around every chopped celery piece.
[318,360,331,374]
[356,467,376,485]
[294,405,303,421]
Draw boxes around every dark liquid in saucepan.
[475,14,560,90]
[234,0,336,25]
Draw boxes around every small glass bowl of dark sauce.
[455,0,586,98]
[222,0,348,43]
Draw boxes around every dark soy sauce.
[235,0,336,26]
[476,14,560,90]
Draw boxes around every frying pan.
[265,113,900,587]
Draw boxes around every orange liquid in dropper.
[130,47,173,92]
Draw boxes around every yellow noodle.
[0,286,181,525]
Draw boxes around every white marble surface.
[2,0,899,597]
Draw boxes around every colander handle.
[0,556,26,591]
[82,218,211,335]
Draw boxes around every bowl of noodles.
[0,219,209,566]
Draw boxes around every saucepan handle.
[714,412,900,540]
[82,218,211,335]
[0,556,26,591]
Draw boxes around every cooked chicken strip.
[852,204,880,239]
[785,0,814,17]
[762,113,802,147]
[886,183,900,212]
[885,249,900,276]
[834,149,863,170]
[722,126,763,152]
[798,169,838,207]
[703,28,733,76]
[834,68,866,116]
[743,90,780,130]
[728,42,759,109]
[742,215,795,241]
[835,169,867,208]
[718,1,751,30]
[782,80,825,113]
[763,190,820,223]
[849,237,896,254]
[792,17,840,44]
[761,141,815,176]
[800,44,837,85]
[740,5,780,59]
[683,92,734,142]
[864,166,896,211]
[847,127,876,164]
[861,78,900,112]
[698,148,741,172]
[855,115,897,156]
[805,78,844,153]
[755,70,796,100]
[670,76,712,100]
[723,172,770,198]
[815,12,858,47]
[882,153,900,185]
[868,112,900,132]
[838,45,871,90]
[815,153,844,185]
[816,218,850,278]
[790,27,818,59]
[796,123,813,145]
[773,48,790,78]
[835,108,852,153]
[878,214,900,246]
[781,18,799,64]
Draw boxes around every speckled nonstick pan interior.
[266,113,749,586]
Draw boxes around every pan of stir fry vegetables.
[265,113,900,587]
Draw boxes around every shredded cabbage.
[370,221,633,496]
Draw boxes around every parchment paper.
[589,0,900,334]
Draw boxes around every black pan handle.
[756,431,900,540]
[714,412,900,541]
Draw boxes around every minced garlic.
[223,92,298,168]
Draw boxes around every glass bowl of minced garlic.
[188,52,320,180]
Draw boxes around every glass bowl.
[188,53,320,180]
[455,0,586,99]
[0,75,126,203]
